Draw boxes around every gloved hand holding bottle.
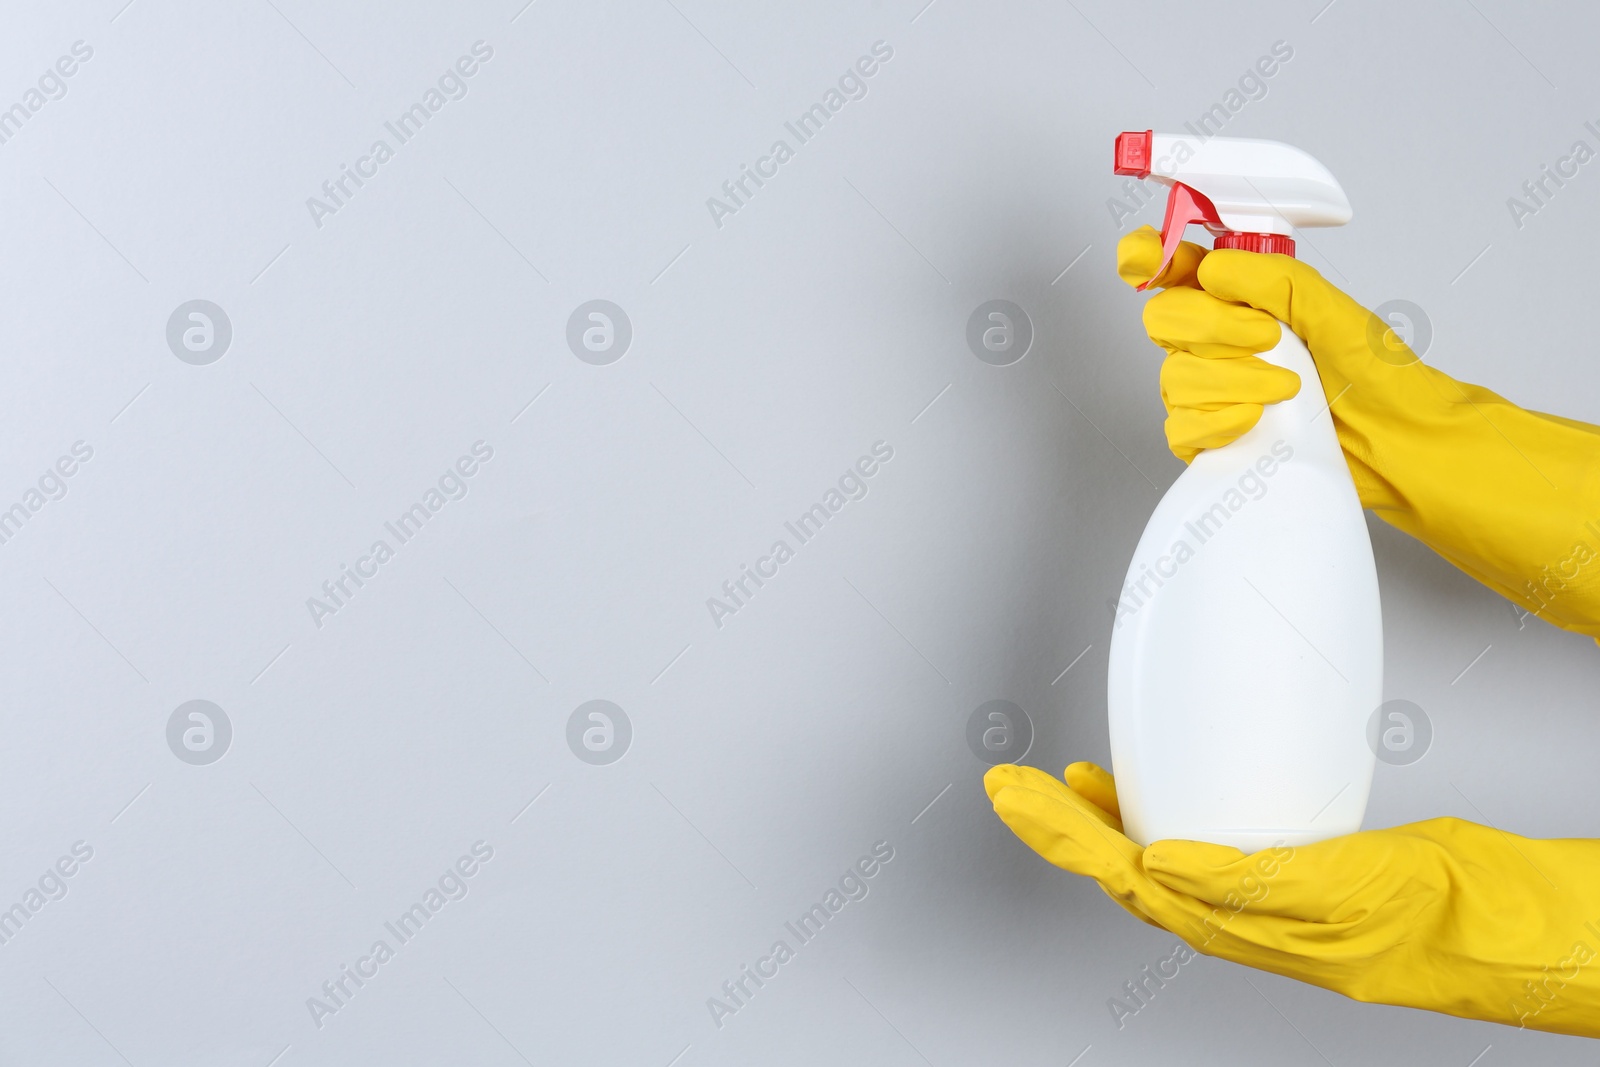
[1120,224,1600,636]
[985,226,1600,1037]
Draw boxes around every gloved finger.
[1143,287,1282,358]
[989,784,1145,885]
[1160,351,1301,412]
[1196,251,1406,380]
[991,788,1228,940]
[1163,403,1265,461]
[1063,761,1121,823]
[986,768,1165,926]
[1142,836,1379,924]
[1117,226,1207,290]
[985,765,1121,832]
[983,763,1070,803]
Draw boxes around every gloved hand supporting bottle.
[987,761,1600,1038]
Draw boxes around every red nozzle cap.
[1114,130,1153,177]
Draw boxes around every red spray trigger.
[1139,182,1224,292]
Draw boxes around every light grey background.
[1,0,1596,1064]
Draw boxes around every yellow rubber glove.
[1118,225,1600,640]
[987,762,1600,1037]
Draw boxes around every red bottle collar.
[1214,232,1295,256]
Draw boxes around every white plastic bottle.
[1105,132,1382,851]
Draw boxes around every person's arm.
[1120,225,1600,639]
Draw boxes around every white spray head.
[1114,131,1352,289]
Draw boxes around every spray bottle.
[1105,131,1382,851]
